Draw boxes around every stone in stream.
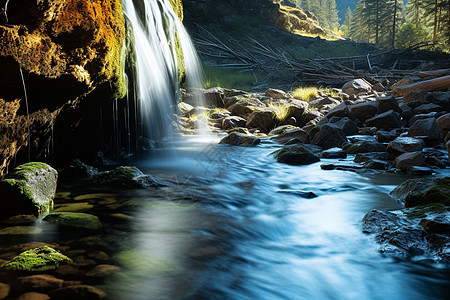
[437,112,450,138]
[286,100,309,121]
[0,162,57,220]
[16,292,50,300]
[268,125,298,136]
[343,140,386,154]
[386,137,425,158]
[0,283,10,299]
[43,212,102,230]
[427,91,450,110]
[246,108,277,133]
[94,166,165,189]
[407,117,440,141]
[60,159,98,178]
[376,130,398,143]
[393,151,426,171]
[330,117,359,136]
[228,99,264,118]
[219,132,260,147]
[407,166,433,176]
[48,285,106,300]
[221,116,246,130]
[321,147,347,159]
[364,110,402,130]
[390,176,450,207]
[0,246,72,272]
[376,96,401,114]
[273,144,320,165]
[15,274,64,292]
[311,123,347,149]
[271,128,308,144]
[204,87,225,108]
[414,103,442,115]
[178,102,195,116]
[348,101,378,121]
[354,152,389,163]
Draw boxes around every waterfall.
[122,0,204,147]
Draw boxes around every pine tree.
[343,6,353,28]
[324,0,340,30]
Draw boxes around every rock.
[0,226,42,235]
[407,117,440,141]
[372,82,385,92]
[0,246,72,272]
[409,112,437,125]
[0,283,10,299]
[325,102,349,119]
[437,113,450,138]
[221,116,246,130]
[43,213,102,230]
[16,292,50,300]
[393,151,425,171]
[376,130,397,143]
[331,117,359,136]
[228,99,265,118]
[343,140,386,154]
[60,159,98,178]
[277,190,317,198]
[204,87,225,107]
[419,219,450,235]
[311,124,347,149]
[407,166,433,176]
[376,96,401,114]
[342,79,372,96]
[362,207,449,263]
[219,132,260,147]
[308,97,340,110]
[402,90,428,105]
[320,163,363,171]
[1,215,37,225]
[400,102,414,120]
[363,159,389,170]
[348,101,378,121]
[354,152,389,163]
[53,202,94,213]
[386,137,425,158]
[265,88,286,99]
[178,102,195,116]
[287,100,309,121]
[364,110,402,130]
[271,128,308,144]
[427,91,450,110]
[298,110,323,127]
[94,166,165,189]
[273,144,320,165]
[390,176,450,207]
[447,140,450,159]
[321,147,347,159]
[0,162,57,219]
[425,156,446,169]
[414,103,442,115]
[15,275,63,292]
[246,108,277,133]
[85,264,121,278]
[268,125,298,136]
[48,285,106,300]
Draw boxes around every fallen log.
[417,68,450,78]
[392,75,450,96]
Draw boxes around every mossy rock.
[1,246,72,272]
[43,212,102,230]
[390,176,450,208]
[404,203,448,219]
[0,162,57,220]
[94,166,165,189]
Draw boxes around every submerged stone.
[43,212,102,230]
[94,166,165,189]
[390,176,450,207]
[1,246,72,272]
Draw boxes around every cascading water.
[122,0,205,147]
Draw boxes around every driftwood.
[417,68,450,78]
[393,75,450,96]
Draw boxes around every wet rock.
[87,251,109,262]
[376,96,401,114]
[219,132,260,147]
[321,147,347,159]
[16,292,50,300]
[221,116,246,130]
[425,156,446,169]
[228,99,264,118]
[386,137,425,158]
[287,100,309,121]
[365,110,402,130]
[407,117,440,141]
[54,265,83,279]
[414,103,442,115]
[85,264,121,279]
[0,246,72,272]
[298,110,323,127]
[204,87,225,107]
[0,283,10,299]
[437,113,450,138]
[390,176,450,207]
[0,162,57,219]
[331,117,359,136]
[0,226,42,235]
[15,275,63,292]
[325,102,349,119]
[278,190,318,198]
[72,257,96,269]
[343,140,386,154]
[178,102,195,116]
[354,152,389,163]
[447,140,450,159]
[427,91,450,110]
[60,159,98,178]
[409,112,438,125]
[265,88,286,99]
[393,151,426,171]
[320,163,363,171]
[94,166,165,189]
[1,215,37,225]
[268,125,298,136]
[311,124,347,149]
[246,108,277,133]
[48,285,106,300]
[407,166,433,176]
[43,213,101,230]
[363,159,389,170]
[309,97,340,110]
[273,144,320,165]
[402,90,429,105]
[419,219,450,235]
[348,101,378,121]
[342,79,372,96]
[53,202,94,213]
[376,130,397,143]
[271,128,307,144]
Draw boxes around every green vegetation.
[1,246,72,271]
[268,103,290,121]
[43,212,102,230]
[292,87,319,102]
[203,65,257,91]
[405,203,448,218]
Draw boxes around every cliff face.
[0,0,126,175]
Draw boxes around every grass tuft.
[292,87,319,102]
[268,102,290,121]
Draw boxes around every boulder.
[407,166,433,176]
[407,117,440,141]
[414,103,442,115]
[94,166,165,189]
[15,275,63,292]
[268,125,298,136]
[228,99,265,118]
[437,113,450,138]
[386,137,425,158]
[298,110,323,126]
[273,144,320,165]
[16,292,50,300]
[402,90,429,105]
[321,147,347,159]
[287,100,309,121]
[331,117,359,136]
[1,246,72,272]
[60,159,98,178]
[364,110,402,130]
[325,102,349,119]
[342,79,372,96]
[246,108,277,133]
[376,96,401,114]
[204,87,225,108]
[265,88,286,99]
[447,140,450,159]
[178,102,195,116]
[221,116,246,130]
[308,97,340,110]
[363,159,389,170]
[343,140,386,154]
[390,176,450,207]
[0,283,10,299]
[43,212,102,230]
[48,285,106,300]
[427,91,450,110]
[375,130,398,143]
[348,101,378,121]
[0,162,57,219]
[311,124,347,149]
[372,82,385,92]
[219,132,260,147]
[271,128,308,144]
[393,151,426,171]
[409,112,438,125]
[354,152,389,163]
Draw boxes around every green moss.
[3,179,34,199]
[1,246,72,271]
[404,177,450,207]
[43,212,102,230]
[10,162,49,180]
[405,203,448,219]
